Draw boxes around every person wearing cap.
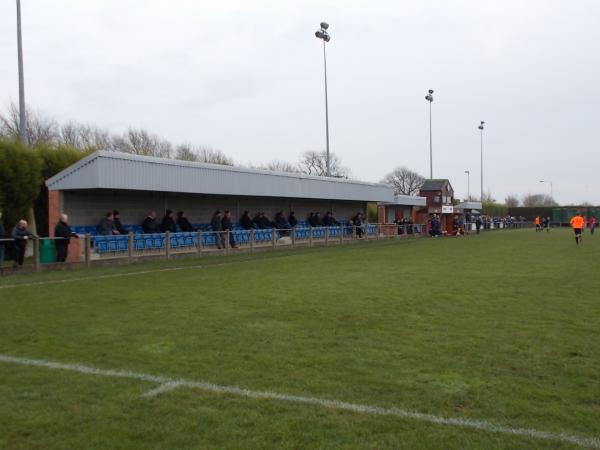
[570,212,585,245]
[161,209,176,233]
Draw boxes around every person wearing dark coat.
[54,213,78,263]
[288,211,298,228]
[323,211,340,227]
[313,212,323,227]
[252,213,263,229]
[240,211,253,230]
[97,211,118,235]
[274,211,290,236]
[161,210,177,233]
[259,213,274,229]
[11,219,34,267]
[142,211,159,234]
[176,211,194,232]
[475,216,482,234]
[221,210,237,248]
[351,212,365,237]
[211,210,225,249]
[113,210,127,235]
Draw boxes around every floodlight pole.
[425,90,434,179]
[478,121,485,201]
[323,40,330,177]
[315,22,331,177]
[465,170,470,200]
[16,0,27,145]
[539,180,553,200]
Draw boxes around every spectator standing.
[221,210,237,248]
[161,209,177,233]
[240,211,253,230]
[475,216,482,234]
[288,211,298,228]
[211,210,224,249]
[97,212,118,235]
[176,211,194,232]
[590,216,597,236]
[307,212,317,227]
[351,212,365,238]
[54,213,78,263]
[142,211,159,234]
[323,211,340,226]
[113,210,127,235]
[314,212,323,226]
[11,219,34,267]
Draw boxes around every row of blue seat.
[73,220,357,236]
[92,227,375,254]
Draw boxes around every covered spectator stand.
[45,151,395,258]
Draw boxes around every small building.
[46,151,395,233]
[416,179,462,234]
[377,194,427,224]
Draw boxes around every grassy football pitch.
[0,228,599,449]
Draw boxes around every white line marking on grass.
[0,239,412,290]
[142,381,184,398]
[0,254,291,290]
[1,354,598,449]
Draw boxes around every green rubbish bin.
[40,239,56,264]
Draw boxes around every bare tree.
[522,193,557,207]
[59,122,112,150]
[481,190,496,203]
[505,195,520,208]
[196,146,234,165]
[0,102,58,145]
[111,128,172,158]
[174,143,199,161]
[298,150,349,178]
[251,160,300,173]
[381,166,425,196]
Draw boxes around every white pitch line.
[0,354,598,449]
[0,239,411,291]
[142,381,184,398]
[0,253,294,290]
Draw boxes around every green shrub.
[0,139,43,233]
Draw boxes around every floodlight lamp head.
[324,34,331,42]
[320,22,329,30]
[428,89,434,94]
[315,31,324,39]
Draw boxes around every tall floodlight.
[465,170,471,200]
[315,22,331,176]
[16,0,27,144]
[539,180,554,200]
[478,121,485,200]
[425,90,434,179]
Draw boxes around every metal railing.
[0,221,530,273]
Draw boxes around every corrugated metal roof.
[46,151,395,202]
[380,194,427,207]
[457,201,483,210]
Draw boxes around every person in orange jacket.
[570,212,586,245]
[534,215,541,232]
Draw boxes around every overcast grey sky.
[1,0,598,204]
